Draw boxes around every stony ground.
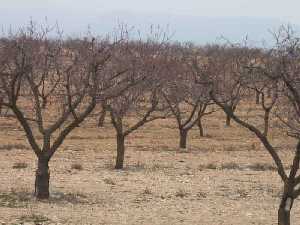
[0,109,299,225]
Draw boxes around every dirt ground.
[0,109,299,225]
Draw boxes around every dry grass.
[0,143,28,151]
[0,189,32,208]
[16,213,50,224]
[50,192,89,204]
[0,110,299,225]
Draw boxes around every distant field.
[0,109,298,225]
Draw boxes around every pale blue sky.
[1,0,299,44]
[1,0,299,21]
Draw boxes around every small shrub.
[62,193,87,204]
[247,163,277,171]
[71,163,83,171]
[199,163,242,170]
[134,161,146,170]
[205,134,213,138]
[143,187,152,195]
[198,163,217,170]
[51,192,88,204]
[68,135,89,140]
[103,178,116,185]
[236,189,249,198]
[224,145,236,152]
[196,191,207,199]
[18,214,50,224]
[221,162,240,170]
[12,162,28,169]
[175,189,189,198]
[125,161,146,171]
[150,163,171,171]
[206,163,217,170]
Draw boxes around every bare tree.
[161,44,214,148]
[199,44,246,127]
[240,51,279,137]
[191,49,217,137]
[0,25,122,199]
[106,38,168,169]
[195,94,216,137]
[108,86,165,169]
[206,28,300,225]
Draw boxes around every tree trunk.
[98,108,106,127]
[35,156,50,199]
[278,194,294,225]
[255,91,260,104]
[115,134,125,169]
[198,118,204,137]
[264,109,270,137]
[226,114,231,126]
[179,129,188,149]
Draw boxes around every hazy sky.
[1,0,299,43]
[1,0,299,21]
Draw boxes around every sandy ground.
[0,109,299,225]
